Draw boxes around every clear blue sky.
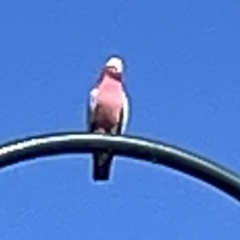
[0,0,240,239]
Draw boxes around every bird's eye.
[107,66,117,73]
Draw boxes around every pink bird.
[87,56,130,181]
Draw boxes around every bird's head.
[104,56,124,81]
[105,56,124,73]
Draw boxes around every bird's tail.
[93,151,113,181]
[92,128,113,181]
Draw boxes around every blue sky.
[0,0,240,239]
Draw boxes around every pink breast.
[95,78,123,127]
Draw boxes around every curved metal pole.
[0,132,240,202]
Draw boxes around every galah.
[87,56,129,181]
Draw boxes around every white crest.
[105,57,124,73]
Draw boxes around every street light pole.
[0,132,240,202]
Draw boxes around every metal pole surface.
[0,132,239,202]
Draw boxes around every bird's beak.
[106,66,118,73]
[104,66,122,81]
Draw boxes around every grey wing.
[87,88,99,132]
[119,91,130,134]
